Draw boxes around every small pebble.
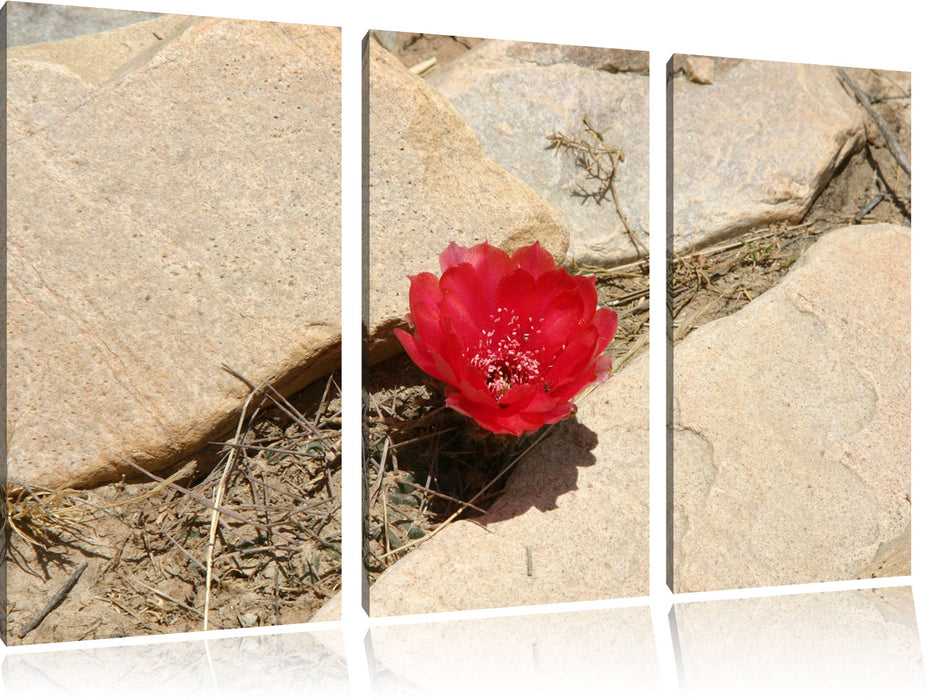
[238,613,259,627]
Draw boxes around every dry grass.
[5,371,341,643]
[582,257,649,369]
[669,221,824,343]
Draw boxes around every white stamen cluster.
[468,308,546,400]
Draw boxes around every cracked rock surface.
[671,223,910,592]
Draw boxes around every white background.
[3,1,931,698]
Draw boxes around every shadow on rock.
[480,417,599,524]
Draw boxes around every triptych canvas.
[1,1,918,693]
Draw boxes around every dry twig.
[546,116,647,258]
[838,69,911,175]
[18,563,88,638]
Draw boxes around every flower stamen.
[469,313,543,399]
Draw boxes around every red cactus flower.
[394,241,618,436]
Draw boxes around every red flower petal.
[440,309,482,371]
[408,271,443,310]
[452,369,501,408]
[465,241,512,275]
[538,291,586,352]
[510,241,558,280]
[440,241,512,315]
[407,273,446,347]
[592,354,612,385]
[593,308,619,350]
[395,328,451,384]
[440,263,486,319]
[494,268,538,332]
[496,381,539,409]
[519,401,576,425]
[445,391,573,436]
[439,241,469,272]
[571,275,600,326]
[544,325,601,389]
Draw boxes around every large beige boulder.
[672,223,910,591]
[6,17,341,488]
[670,58,866,253]
[365,37,570,363]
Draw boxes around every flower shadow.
[478,417,599,525]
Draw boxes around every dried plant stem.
[120,458,271,531]
[838,69,910,175]
[587,118,648,258]
[405,479,487,513]
[103,460,199,511]
[370,438,392,510]
[547,115,647,258]
[202,377,267,631]
[18,563,88,638]
[382,488,391,557]
[125,574,216,622]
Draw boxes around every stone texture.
[671,54,716,84]
[370,607,658,696]
[673,587,923,695]
[428,40,649,268]
[6,18,341,488]
[366,37,570,363]
[671,57,866,253]
[364,350,649,616]
[8,14,199,88]
[5,1,163,47]
[672,223,910,592]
